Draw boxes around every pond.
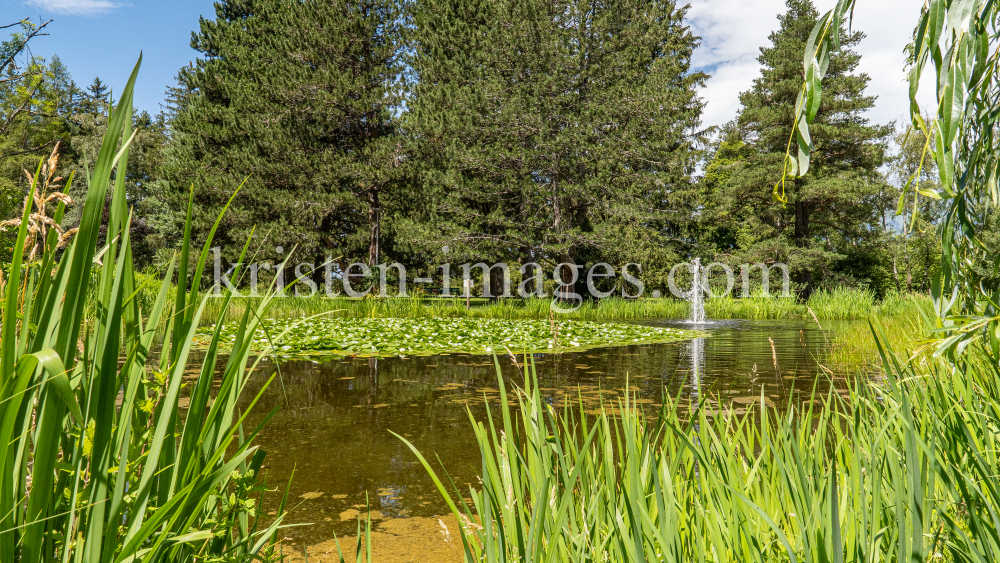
[237,318,852,559]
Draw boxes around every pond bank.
[198,288,927,326]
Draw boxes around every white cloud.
[689,0,935,130]
[25,0,121,16]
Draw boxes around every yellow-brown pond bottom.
[279,514,463,563]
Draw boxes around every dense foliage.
[0,62,289,563]
[790,0,1000,359]
[0,0,945,300]
[401,0,706,288]
[701,0,893,297]
[160,0,408,274]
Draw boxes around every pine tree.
[82,77,110,113]
[403,0,705,291]
[160,0,408,275]
[709,0,893,297]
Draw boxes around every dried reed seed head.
[34,215,61,230]
[44,193,73,206]
[58,228,78,248]
[46,142,61,176]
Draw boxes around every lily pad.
[198,317,704,359]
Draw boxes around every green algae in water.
[199,317,704,358]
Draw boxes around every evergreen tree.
[62,107,169,265]
[698,123,755,256]
[161,0,408,275]
[403,0,706,291]
[47,55,77,117]
[86,77,108,103]
[706,0,893,297]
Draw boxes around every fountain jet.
[688,258,706,324]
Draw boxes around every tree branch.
[1,19,53,70]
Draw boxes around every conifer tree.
[707,0,893,296]
[161,0,407,273]
[403,0,705,289]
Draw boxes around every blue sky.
[9,0,930,125]
[9,0,213,114]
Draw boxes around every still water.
[238,318,849,550]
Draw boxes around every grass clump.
[0,61,289,563]
[706,287,920,321]
[199,317,704,358]
[201,288,917,326]
[201,294,690,325]
[829,294,936,369]
[398,342,1000,562]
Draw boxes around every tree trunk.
[794,199,812,299]
[892,254,901,292]
[489,268,502,302]
[367,186,380,267]
[904,239,913,292]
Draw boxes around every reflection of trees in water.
[367,357,379,411]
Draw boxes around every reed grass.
[706,287,918,321]
[200,294,691,325]
[0,60,289,563]
[198,288,915,326]
[398,337,1000,563]
[829,295,936,370]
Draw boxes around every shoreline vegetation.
[398,345,1000,563]
[0,66,289,563]
[196,286,928,324]
[190,285,933,367]
[3,0,997,559]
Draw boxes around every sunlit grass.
[398,341,1000,562]
[198,288,923,326]
[828,294,935,370]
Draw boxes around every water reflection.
[240,318,846,547]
